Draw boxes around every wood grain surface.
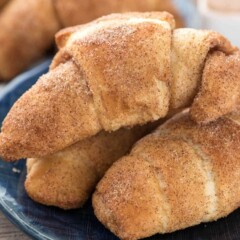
[0,211,30,240]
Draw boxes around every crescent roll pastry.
[24,123,157,210]
[0,0,60,81]
[190,50,240,123]
[0,0,183,81]
[0,0,7,8]
[0,12,239,160]
[93,110,240,240]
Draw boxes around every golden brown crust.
[0,12,239,160]
[54,11,176,50]
[0,12,174,159]
[65,15,172,131]
[25,123,158,209]
[170,29,237,110]
[161,113,240,218]
[0,60,101,159]
[190,51,240,123]
[93,110,240,239]
[26,154,97,210]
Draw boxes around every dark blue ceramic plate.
[1,60,240,240]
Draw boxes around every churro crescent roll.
[93,110,240,240]
[0,0,7,8]
[0,0,60,81]
[0,12,239,160]
[25,123,157,210]
[0,0,183,81]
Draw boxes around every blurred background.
[0,0,239,91]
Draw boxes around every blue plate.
[1,61,240,240]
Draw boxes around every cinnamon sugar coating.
[0,12,239,160]
[25,124,155,209]
[93,110,240,239]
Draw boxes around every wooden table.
[0,84,30,239]
[0,212,30,240]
